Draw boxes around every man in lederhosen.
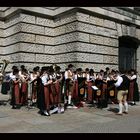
[64,64,75,108]
[114,70,130,115]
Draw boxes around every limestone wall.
[0,7,140,74]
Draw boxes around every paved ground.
[0,93,140,133]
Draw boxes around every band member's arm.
[25,74,30,81]
[130,75,137,80]
[0,73,3,77]
[42,76,52,86]
[58,74,63,82]
[13,78,21,84]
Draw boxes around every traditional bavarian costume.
[20,70,29,106]
[41,71,51,116]
[11,69,21,109]
[30,71,38,104]
[128,71,139,105]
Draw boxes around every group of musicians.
[0,64,139,116]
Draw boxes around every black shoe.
[88,104,95,107]
[50,106,55,110]
[86,101,93,104]
[67,104,73,106]
[116,113,123,115]
[11,106,17,109]
[67,104,73,109]
[43,111,50,116]
[13,104,20,109]
[133,102,136,105]
[130,102,136,106]
[123,111,128,114]
[38,110,43,115]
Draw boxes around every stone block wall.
[73,12,119,71]
[0,7,140,75]
[0,13,55,71]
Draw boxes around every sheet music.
[91,86,98,90]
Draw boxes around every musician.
[30,67,38,105]
[37,66,52,116]
[48,66,57,111]
[64,64,75,108]
[7,66,18,103]
[88,69,97,104]
[83,68,92,104]
[1,73,11,95]
[95,70,104,108]
[128,69,139,105]
[35,66,40,77]
[104,67,110,78]
[19,65,25,76]
[54,66,64,113]
[107,71,117,104]
[76,68,86,104]
[114,70,130,115]
[72,70,79,105]
[11,68,21,109]
[20,68,30,106]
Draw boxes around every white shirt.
[131,75,137,80]
[11,75,16,81]
[74,74,78,80]
[64,70,73,80]
[9,72,15,80]
[41,74,49,85]
[30,73,37,82]
[114,75,123,87]
[83,73,90,81]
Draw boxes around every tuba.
[0,59,10,84]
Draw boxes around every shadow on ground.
[0,99,9,106]
[107,107,119,113]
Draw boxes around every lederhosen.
[65,70,74,95]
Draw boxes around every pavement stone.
[0,93,140,133]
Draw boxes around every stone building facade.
[0,7,140,79]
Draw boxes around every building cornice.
[1,7,140,28]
